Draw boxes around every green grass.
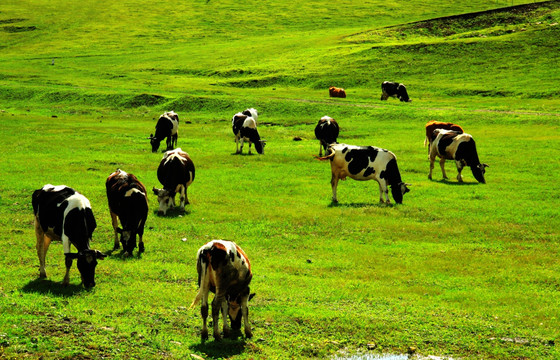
[1,0,559,359]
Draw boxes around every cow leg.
[378,181,390,204]
[381,91,388,100]
[456,160,464,182]
[318,142,323,157]
[439,158,448,179]
[110,211,120,250]
[241,295,252,338]
[248,142,252,155]
[221,300,231,338]
[172,133,177,148]
[331,173,339,202]
[239,138,244,154]
[178,185,187,210]
[200,290,210,340]
[63,255,73,286]
[428,156,435,180]
[35,218,50,278]
[212,290,226,341]
[138,223,145,253]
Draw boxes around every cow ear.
[152,187,160,195]
[249,293,256,301]
[96,250,107,260]
[483,163,489,168]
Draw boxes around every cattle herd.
[31,82,488,341]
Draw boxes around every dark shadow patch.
[153,208,191,218]
[1,25,36,33]
[328,201,392,208]
[190,338,248,359]
[121,93,167,108]
[21,278,87,297]
[432,179,480,186]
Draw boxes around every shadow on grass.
[21,278,87,297]
[328,201,395,208]
[152,207,191,218]
[432,179,481,186]
[190,335,249,359]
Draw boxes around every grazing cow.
[318,143,410,204]
[152,148,195,215]
[32,185,106,288]
[148,111,179,153]
[106,169,149,256]
[424,121,464,149]
[380,81,411,102]
[190,240,254,341]
[329,86,347,98]
[429,129,489,183]
[314,116,339,156]
[241,108,258,123]
[232,113,266,154]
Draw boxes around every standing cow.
[152,148,195,215]
[148,111,179,153]
[429,129,488,183]
[106,169,149,256]
[32,185,106,288]
[232,113,266,155]
[319,143,410,204]
[314,116,339,156]
[190,240,254,341]
[424,120,464,150]
[380,81,411,102]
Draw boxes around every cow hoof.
[39,272,47,278]
[245,330,253,339]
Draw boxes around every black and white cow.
[429,129,489,183]
[152,148,195,215]
[148,111,179,153]
[190,240,254,341]
[32,185,106,288]
[241,108,258,123]
[106,169,149,256]
[314,115,339,156]
[380,81,411,102]
[319,143,410,204]
[232,113,266,154]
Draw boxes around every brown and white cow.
[381,81,411,102]
[424,120,464,150]
[152,148,195,215]
[314,116,339,156]
[190,240,254,341]
[318,143,410,204]
[429,129,489,183]
[32,185,106,288]
[329,86,347,98]
[106,169,149,256]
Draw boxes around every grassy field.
[1,0,559,359]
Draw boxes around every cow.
[314,116,339,156]
[318,143,410,204]
[232,113,266,155]
[32,184,106,288]
[329,86,347,98]
[148,111,179,153]
[241,108,258,123]
[106,169,149,256]
[190,240,253,341]
[152,148,195,215]
[424,120,464,150]
[428,129,489,183]
[380,81,411,102]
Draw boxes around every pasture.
[1,0,559,359]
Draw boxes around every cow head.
[148,134,161,153]
[472,163,489,184]
[391,182,411,204]
[152,187,174,215]
[116,227,137,255]
[67,250,106,288]
[255,140,266,155]
[228,291,256,330]
[397,84,411,102]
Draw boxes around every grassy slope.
[1,1,559,359]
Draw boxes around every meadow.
[0,0,559,359]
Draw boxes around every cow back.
[315,117,339,144]
[157,149,195,189]
[106,170,148,225]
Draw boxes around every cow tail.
[189,255,206,310]
[424,136,428,147]
[314,152,336,161]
